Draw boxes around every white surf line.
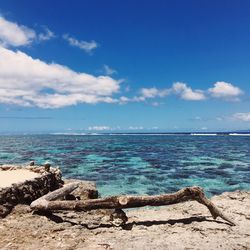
[229,133,250,136]
[190,133,217,136]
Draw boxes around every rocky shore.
[0,187,249,250]
[0,165,62,217]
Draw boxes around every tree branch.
[30,186,235,226]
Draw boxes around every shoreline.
[0,165,249,249]
[0,188,249,249]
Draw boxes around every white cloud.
[0,47,121,108]
[208,81,243,101]
[140,88,159,98]
[124,87,169,104]
[119,84,206,104]
[201,126,208,130]
[172,82,206,101]
[130,82,243,103]
[0,15,36,47]
[63,34,98,53]
[87,126,111,131]
[104,65,117,75]
[118,95,143,104]
[0,16,55,47]
[128,126,144,130]
[119,96,130,104]
[140,87,169,98]
[232,112,250,122]
[133,96,147,102]
[38,26,55,41]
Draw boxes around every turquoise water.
[0,134,249,197]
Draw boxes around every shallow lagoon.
[0,134,249,197]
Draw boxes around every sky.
[0,0,250,133]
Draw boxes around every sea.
[0,133,249,197]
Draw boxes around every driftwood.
[31,182,79,208]
[30,186,235,226]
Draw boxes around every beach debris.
[30,186,235,226]
[30,182,80,209]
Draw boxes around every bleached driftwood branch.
[30,186,235,226]
[30,182,79,208]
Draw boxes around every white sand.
[0,169,40,188]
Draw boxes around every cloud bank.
[0,47,121,108]
[130,81,243,104]
[0,15,245,109]
[0,46,244,108]
[0,16,117,108]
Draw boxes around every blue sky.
[0,0,250,133]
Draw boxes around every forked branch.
[30,186,235,226]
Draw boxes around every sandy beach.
[0,169,40,188]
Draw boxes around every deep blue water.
[0,134,249,197]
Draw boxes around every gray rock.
[29,161,35,166]
[63,179,98,200]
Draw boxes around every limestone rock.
[64,179,98,200]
